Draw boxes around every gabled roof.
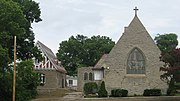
[127,15,146,33]
[93,54,108,70]
[36,41,66,73]
[101,8,161,70]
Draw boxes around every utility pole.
[12,36,16,101]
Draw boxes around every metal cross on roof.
[133,6,139,16]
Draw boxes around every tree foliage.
[0,45,10,72]
[154,33,178,53]
[0,60,40,101]
[13,0,42,23]
[57,34,115,76]
[0,0,42,61]
[155,33,179,95]
[11,0,42,60]
[160,48,180,95]
[16,60,40,101]
[0,0,42,100]
[160,48,180,82]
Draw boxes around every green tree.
[160,48,180,95]
[13,0,42,23]
[16,60,40,101]
[154,33,178,53]
[0,45,10,73]
[0,0,42,100]
[11,0,42,60]
[155,33,179,95]
[57,34,115,76]
[0,1,25,99]
[0,0,42,61]
[0,45,12,101]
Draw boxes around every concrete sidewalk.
[63,92,83,101]
[32,92,83,101]
[81,96,180,101]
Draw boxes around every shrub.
[111,89,128,97]
[167,88,176,96]
[111,89,116,97]
[98,81,108,97]
[121,89,128,97]
[83,82,98,95]
[115,89,121,97]
[143,89,161,96]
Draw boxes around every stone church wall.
[103,16,168,95]
[77,67,102,91]
[77,67,93,91]
[77,14,168,96]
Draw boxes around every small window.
[40,73,45,86]
[35,59,39,64]
[89,72,93,81]
[84,72,88,80]
[69,80,73,86]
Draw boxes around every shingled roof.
[93,54,108,70]
[36,41,66,73]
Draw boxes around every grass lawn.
[175,93,180,96]
[35,88,75,98]
[175,82,180,96]
[84,94,98,98]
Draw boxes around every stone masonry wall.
[35,70,66,93]
[77,67,102,92]
[103,16,168,95]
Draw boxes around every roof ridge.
[36,41,67,73]
[37,41,54,54]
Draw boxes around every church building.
[78,7,168,95]
[34,41,67,92]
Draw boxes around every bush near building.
[111,89,128,97]
[98,81,108,97]
[83,82,98,95]
[143,89,161,96]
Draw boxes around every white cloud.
[32,0,180,53]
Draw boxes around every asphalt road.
[32,92,180,101]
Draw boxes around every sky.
[32,0,180,53]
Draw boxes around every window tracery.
[127,48,145,74]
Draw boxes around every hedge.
[143,89,161,96]
[83,82,98,95]
[111,89,128,97]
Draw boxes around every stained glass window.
[127,48,145,74]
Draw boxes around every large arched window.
[127,48,145,74]
[89,72,93,81]
[84,72,88,80]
